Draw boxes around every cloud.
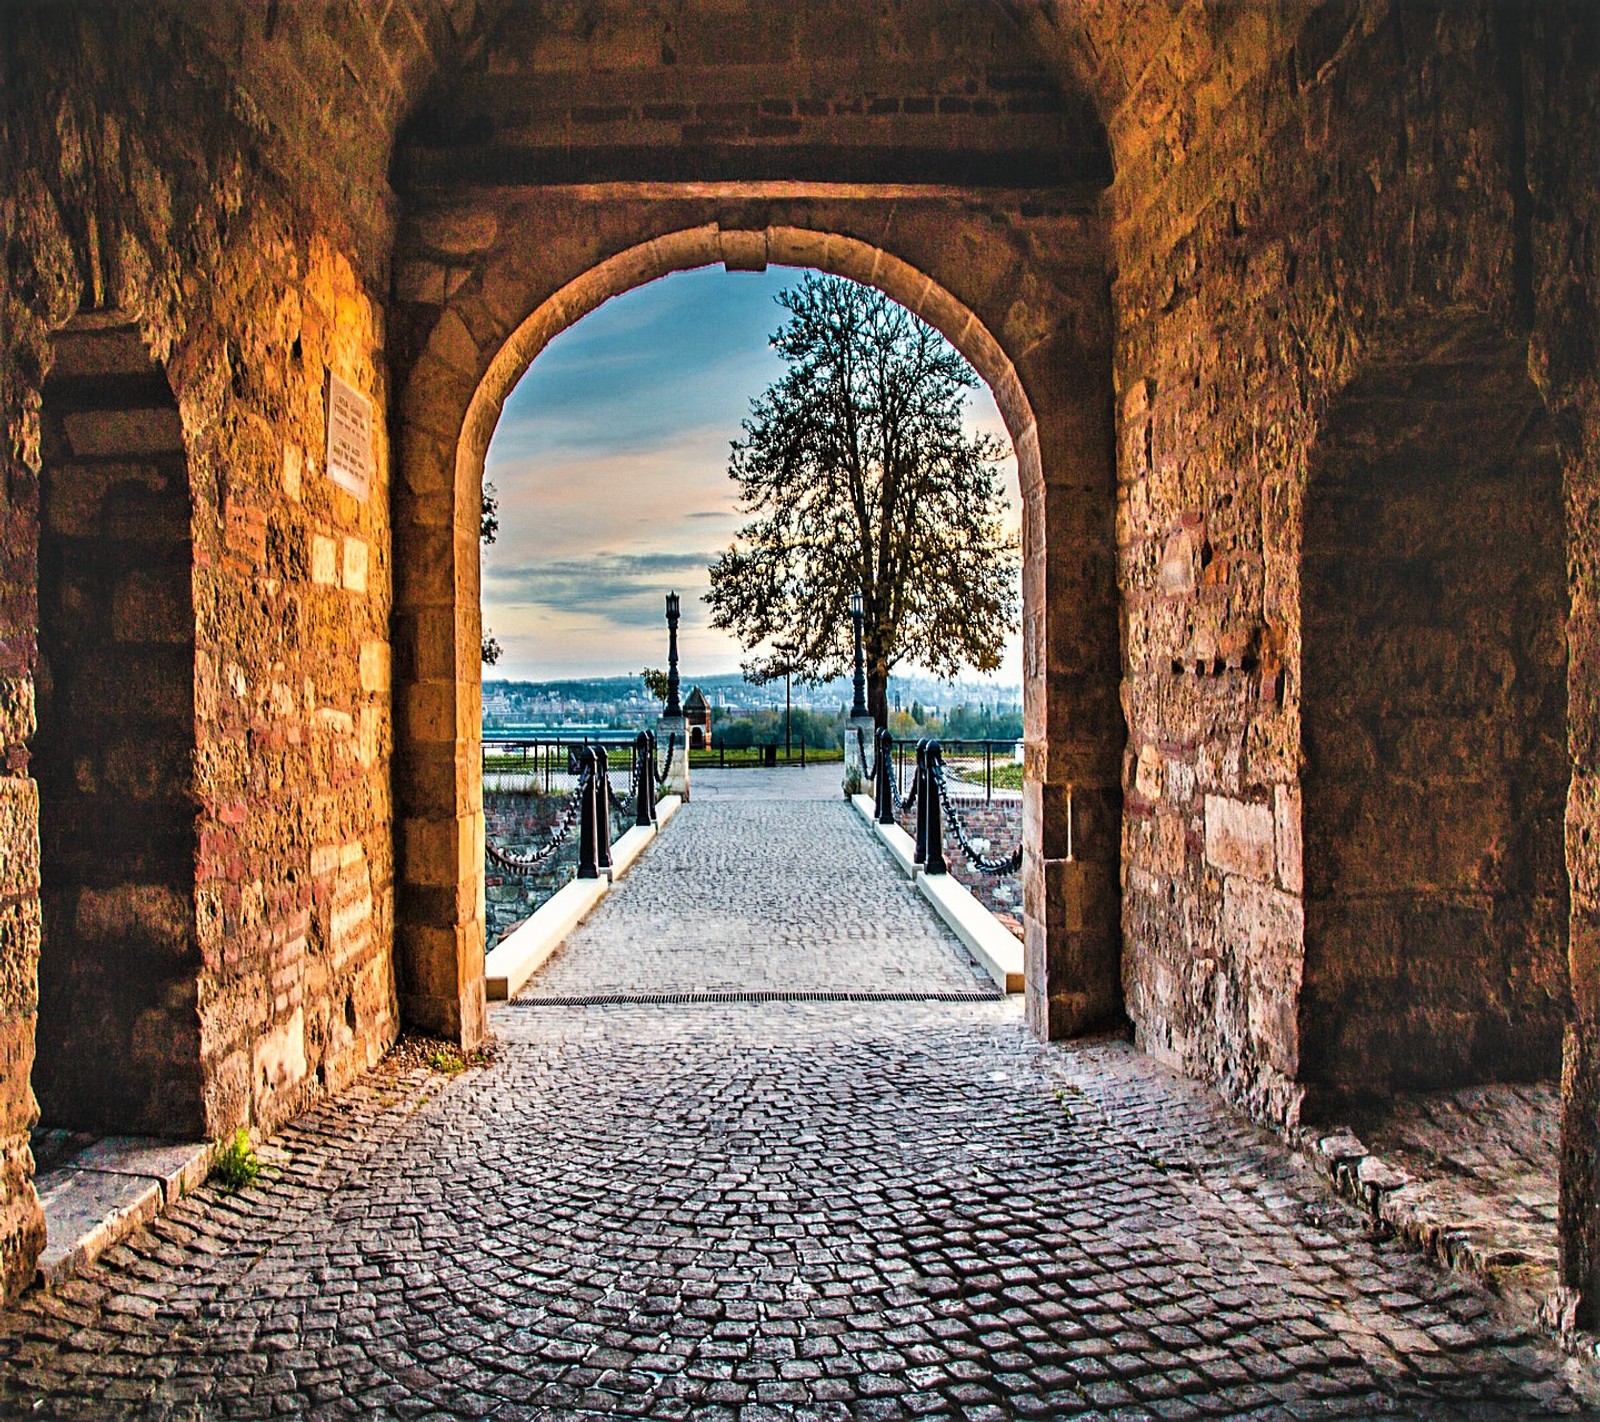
[475,265,1024,682]
[485,550,718,631]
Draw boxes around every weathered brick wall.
[1109,2,1578,1128]
[0,3,419,1294]
[397,0,1106,190]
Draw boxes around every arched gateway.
[389,211,1123,1051]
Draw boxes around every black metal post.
[664,591,682,718]
[875,728,893,824]
[595,746,613,872]
[577,748,599,879]
[634,731,653,826]
[924,740,946,875]
[850,590,867,719]
[913,739,929,866]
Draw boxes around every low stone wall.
[484,789,634,950]
[939,800,1025,941]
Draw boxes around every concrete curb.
[1297,1124,1564,1331]
[850,793,1023,994]
[485,795,681,1001]
[35,1137,213,1288]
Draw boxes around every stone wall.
[32,320,202,1136]
[1109,2,1581,1129]
[0,3,423,1294]
[1299,319,1568,1101]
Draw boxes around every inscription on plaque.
[325,370,372,501]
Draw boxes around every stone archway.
[390,209,1121,1049]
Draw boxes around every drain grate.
[509,988,1003,1007]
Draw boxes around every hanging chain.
[652,732,677,786]
[890,756,918,817]
[930,757,1023,876]
[484,765,591,872]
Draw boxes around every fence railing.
[870,730,1024,879]
[882,736,1021,805]
[484,732,670,947]
[690,741,817,769]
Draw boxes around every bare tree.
[707,274,1017,727]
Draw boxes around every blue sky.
[482,266,1020,682]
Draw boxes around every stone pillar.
[844,715,876,796]
[1016,334,1122,1042]
[657,715,690,801]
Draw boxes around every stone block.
[0,778,39,897]
[62,405,183,458]
[74,884,192,954]
[342,536,368,593]
[359,639,390,694]
[1203,795,1274,881]
[0,900,42,1016]
[33,1166,161,1285]
[311,534,340,586]
[113,568,190,643]
[0,1015,38,1139]
[1273,781,1302,893]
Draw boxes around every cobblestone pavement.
[519,790,996,998]
[2,794,1599,1419]
[689,766,849,801]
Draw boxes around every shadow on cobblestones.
[1,1003,1597,1419]
[4,790,1598,1419]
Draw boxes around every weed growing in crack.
[210,1129,260,1192]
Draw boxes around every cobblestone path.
[2,788,1598,1418]
[520,782,996,998]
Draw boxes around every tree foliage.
[706,274,1018,726]
[481,480,501,665]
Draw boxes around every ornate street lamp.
[849,590,868,720]
[664,590,682,718]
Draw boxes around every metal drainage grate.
[509,989,1003,1007]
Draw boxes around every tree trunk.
[868,672,889,731]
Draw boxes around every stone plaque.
[325,370,372,501]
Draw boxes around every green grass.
[210,1128,260,1192]
[984,762,1024,791]
[688,747,844,767]
[426,1044,491,1074]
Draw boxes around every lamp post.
[664,590,682,718]
[775,640,797,761]
[849,590,868,720]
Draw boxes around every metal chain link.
[890,759,918,818]
[931,757,1023,876]
[652,732,677,786]
[485,767,590,872]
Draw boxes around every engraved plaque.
[325,370,372,501]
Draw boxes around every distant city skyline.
[481,266,1021,683]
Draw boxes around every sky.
[481,266,1021,685]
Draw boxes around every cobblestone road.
[521,773,995,998]
[2,778,1597,1419]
